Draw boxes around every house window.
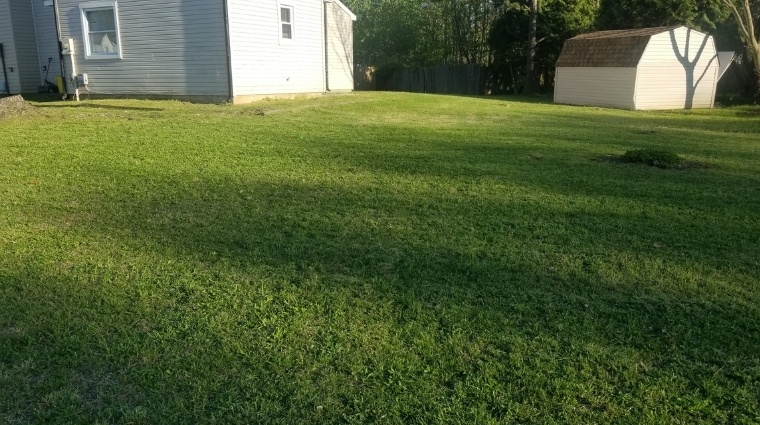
[280,6,294,41]
[80,1,122,59]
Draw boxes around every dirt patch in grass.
[0,95,35,119]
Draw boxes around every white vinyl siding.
[228,0,325,97]
[56,0,229,97]
[634,67,717,109]
[0,0,21,93]
[554,67,637,110]
[635,28,718,109]
[324,0,353,91]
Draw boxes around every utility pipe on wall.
[222,0,234,102]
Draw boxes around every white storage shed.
[554,26,734,110]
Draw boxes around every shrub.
[621,149,682,167]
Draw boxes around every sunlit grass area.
[1,92,759,423]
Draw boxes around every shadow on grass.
[300,137,760,246]
[533,108,760,137]
[3,168,760,422]
[429,93,554,105]
[2,101,760,421]
[33,103,164,112]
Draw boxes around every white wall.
[635,27,718,109]
[325,1,353,91]
[228,0,325,98]
[554,67,637,110]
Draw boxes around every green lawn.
[1,92,759,424]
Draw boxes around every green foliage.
[620,148,683,167]
[597,0,729,33]
[488,3,528,92]
[720,0,760,100]
[344,0,431,67]
[488,0,599,93]
[345,0,504,67]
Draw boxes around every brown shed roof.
[556,26,681,68]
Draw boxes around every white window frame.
[79,1,123,60]
[279,4,294,44]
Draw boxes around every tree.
[344,0,438,67]
[722,0,760,96]
[488,0,598,93]
[597,0,727,32]
[345,0,505,68]
[523,0,539,93]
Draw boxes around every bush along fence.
[354,65,377,91]
[358,64,486,95]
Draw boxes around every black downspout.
[0,44,10,95]
[51,0,67,98]
[222,0,234,103]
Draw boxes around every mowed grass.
[1,92,759,424]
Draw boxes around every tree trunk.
[753,47,760,100]
[524,0,539,94]
[749,33,760,99]
[724,0,760,99]
[742,3,760,99]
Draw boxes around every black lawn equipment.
[38,57,59,93]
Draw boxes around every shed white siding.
[554,67,637,109]
[634,27,718,109]
[228,0,326,99]
[32,0,62,85]
[554,26,725,110]
[56,0,229,99]
[0,0,21,93]
[324,0,353,91]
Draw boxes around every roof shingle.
[556,26,681,68]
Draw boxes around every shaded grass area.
[1,93,759,423]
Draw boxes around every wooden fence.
[361,64,485,95]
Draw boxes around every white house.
[554,26,734,110]
[0,0,356,103]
